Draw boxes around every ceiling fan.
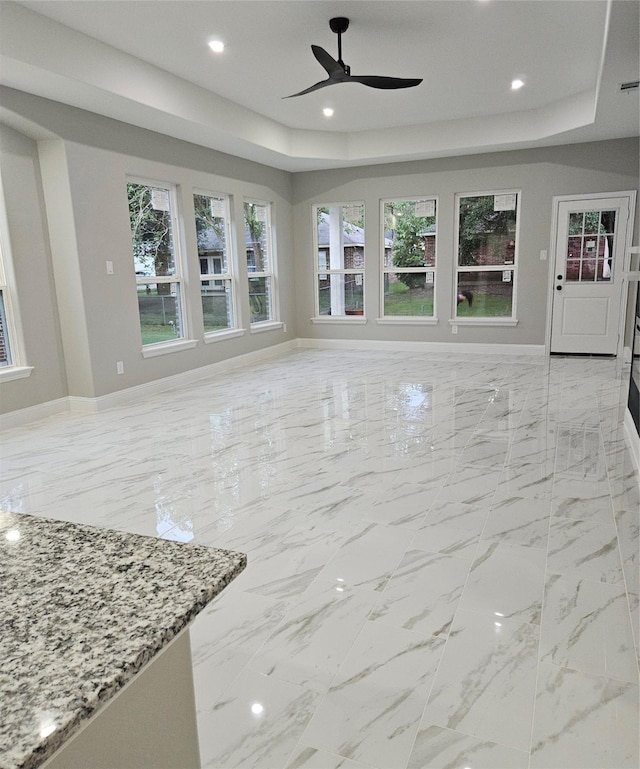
[284,17,423,98]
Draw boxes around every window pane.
[568,212,583,235]
[456,271,513,317]
[194,194,229,275]
[128,182,184,346]
[137,283,183,344]
[128,183,177,277]
[0,290,12,367]
[249,276,272,322]
[383,274,434,316]
[384,199,436,271]
[318,273,364,316]
[202,281,233,333]
[316,204,365,271]
[244,202,270,272]
[458,194,517,267]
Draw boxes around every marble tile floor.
[2,348,639,769]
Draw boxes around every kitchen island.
[0,511,246,769]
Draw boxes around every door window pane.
[564,209,616,283]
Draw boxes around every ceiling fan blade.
[349,75,423,90]
[283,78,334,99]
[311,44,344,77]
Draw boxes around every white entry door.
[550,195,633,355]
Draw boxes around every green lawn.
[141,325,180,345]
[384,282,434,316]
[455,293,512,317]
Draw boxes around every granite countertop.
[0,511,246,769]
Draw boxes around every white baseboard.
[0,397,69,431]
[295,338,546,356]
[624,408,640,474]
[1,340,298,428]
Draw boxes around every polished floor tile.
[301,621,445,767]
[421,609,539,752]
[458,539,546,624]
[369,549,470,637]
[407,724,529,769]
[2,348,638,769]
[530,663,639,769]
[539,572,638,683]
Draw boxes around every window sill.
[449,318,519,327]
[141,339,198,358]
[204,328,246,344]
[311,316,367,325]
[250,321,284,334]
[0,365,34,383]
[376,317,438,326]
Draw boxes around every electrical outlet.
[283,323,287,333]
[539,250,547,261]
[116,361,124,375]
[452,325,458,335]
[106,261,114,274]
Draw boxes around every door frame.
[545,190,637,357]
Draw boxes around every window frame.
[452,189,521,325]
[312,201,366,321]
[126,177,193,353]
[244,199,279,327]
[0,178,31,382]
[379,196,439,324]
[192,189,239,338]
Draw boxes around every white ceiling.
[0,0,638,171]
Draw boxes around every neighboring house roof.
[317,212,393,248]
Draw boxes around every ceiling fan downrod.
[329,17,350,73]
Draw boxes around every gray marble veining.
[1,348,638,769]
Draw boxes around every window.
[382,198,437,318]
[455,191,520,318]
[193,192,236,334]
[244,201,275,324]
[0,189,30,380]
[314,203,365,317]
[0,286,12,368]
[127,181,185,346]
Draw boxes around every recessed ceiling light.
[323,107,334,118]
[511,78,525,90]
[208,40,224,53]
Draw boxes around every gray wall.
[0,92,296,409]
[0,124,67,411]
[293,138,639,347]
[0,86,638,414]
